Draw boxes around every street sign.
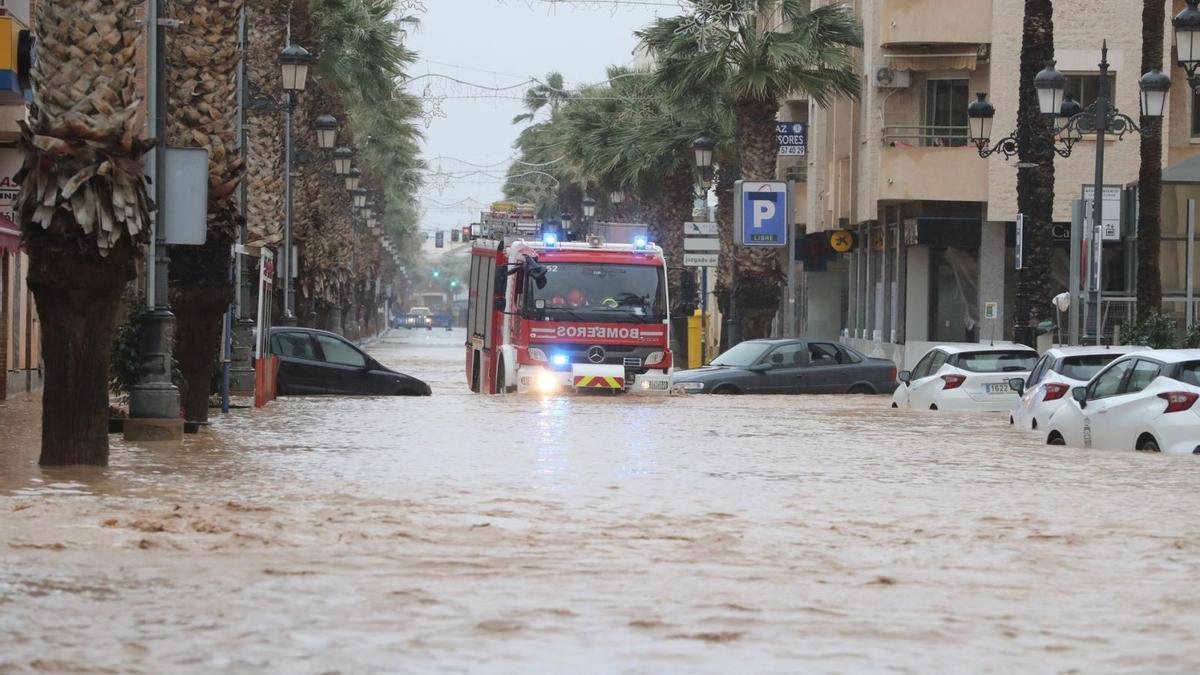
[683,221,718,236]
[829,229,854,253]
[984,302,998,320]
[684,253,719,267]
[1082,185,1122,241]
[776,122,807,156]
[735,180,789,247]
[684,237,720,252]
[1015,213,1024,270]
[164,147,209,245]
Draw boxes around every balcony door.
[923,78,969,148]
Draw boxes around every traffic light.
[462,226,471,241]
[449,279,458,289]
[432,270,440,278]
[451,229,460,243]
[435,231,444,248]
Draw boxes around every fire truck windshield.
[527,263,666,323]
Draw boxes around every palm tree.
[638,0,862,339]
[1136,0,1166,321]
[166,0,245,423]
[1013,0,1056,329]
[512,72,570,124]
[244,0,289,252]
[15,0,153,464]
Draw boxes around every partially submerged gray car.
[673,339,898,395]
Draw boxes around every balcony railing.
[882,125,970,148]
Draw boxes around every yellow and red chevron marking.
[572,375,624,389]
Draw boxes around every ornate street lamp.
[692,135,715,169]
[1174,0,1200,85]
[314,114,338,149]
[278,44,312,92]
[582,196,596,219]
[352,188,368,209]
[345,167,361,191]
[609,190,624,205]
[967,42,1168,345]
[333,147,354,175]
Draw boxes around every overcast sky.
[404,0,673,236]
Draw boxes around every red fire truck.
[465,232,673,394]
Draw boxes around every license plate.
[985,383,1011,394]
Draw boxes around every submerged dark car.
[673,339,897,395]
[269,327,431,396]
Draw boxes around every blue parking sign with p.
[739,181,789,247]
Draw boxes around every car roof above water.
[1042,345,1148,359]
[926,343,1037,355]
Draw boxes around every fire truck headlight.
[551,353,569,367]
[644,351,664,366]
[528,347,548,362]
[536,371,559,393]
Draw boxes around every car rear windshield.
[1059,354,1121,381]
[955,350,1038,373]
[1179,361,1200,387]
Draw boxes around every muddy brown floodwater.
[2,329,1200,673]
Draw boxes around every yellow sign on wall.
[829,230,854,253]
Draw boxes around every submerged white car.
[1009,346,1147,432]
[892,344,1039,412]
[1044,350,1200,454]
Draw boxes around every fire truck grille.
[623,357,643,368]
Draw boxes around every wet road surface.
[2,329,1199,673]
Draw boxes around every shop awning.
[883,46,979,72]
[1162,153,1200,184]
[0,215,22,254]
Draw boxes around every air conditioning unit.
[875,67,911,88]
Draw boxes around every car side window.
[838,346,863,364]
[273,332,319,360]
[1124,359,1161,395]
[1028,354,1052,386]
[1089,359,1134,400]
[927,350,948,375]
[808,343,840,366]
[765,343,806,368]
[314,334,367,368]
[910,351,937,380]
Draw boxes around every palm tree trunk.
[735,98,785,338]
[18,0,153,465]
[1014,0,1056,328]
[166,0,244,423]
[1137,0,1165,320]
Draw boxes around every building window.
[1064,73,1117,110]
[784,163,807,183]
[923,79,969,147]
[1192,88,1200,137]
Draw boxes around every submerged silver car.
[673,339,898,395]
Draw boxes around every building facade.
[799,0,1200,367]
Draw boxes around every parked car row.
[894,342,1200,455]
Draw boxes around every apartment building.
[798,0,1200,367]
[0,0,34,398]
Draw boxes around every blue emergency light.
[551,353,569,367]
[633,235,649,250]
[542,232,559,246]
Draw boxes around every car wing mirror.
[1008,377,1025,395]
[748,363,772,373]
[897,370,911,384]
[1071,386,1088,408]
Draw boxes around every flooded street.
[3,329,1200,673]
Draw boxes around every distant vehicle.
[892,344,1038,412]
[270,327,431,396]
[1009,345,1147,431]
[673,339,897,395]
[1043,350,1200,454]
[402,306,434,330]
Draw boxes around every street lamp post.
[967,43,1168,345]
[692,135,724,352]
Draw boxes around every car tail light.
[941,374,965,390]
[1043,383,1070,401]
[1157,391,1199,413]
[890,367,897,382]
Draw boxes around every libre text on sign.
[734,180,790,247]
